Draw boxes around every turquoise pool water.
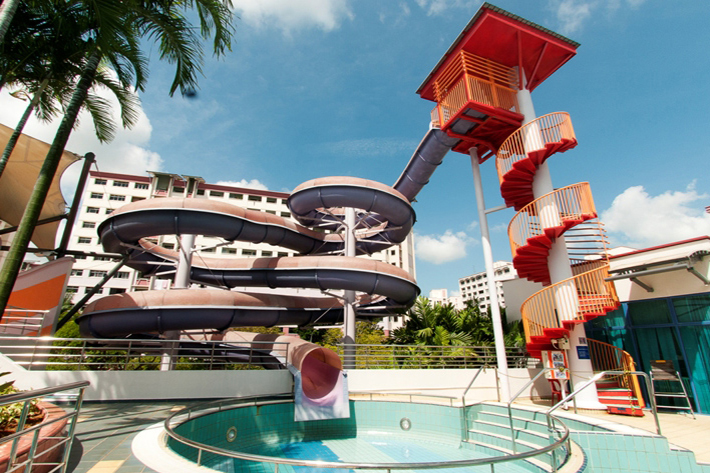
[168,400,551,473]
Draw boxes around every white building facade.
[458,261,517,312]
[65,170,416,304]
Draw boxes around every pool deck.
[66,399,709,473]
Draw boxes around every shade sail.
[0,123,80,249]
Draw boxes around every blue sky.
[1,0,709,297]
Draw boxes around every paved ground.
[67,401,200,473]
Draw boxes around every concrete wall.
[0,354,551,402]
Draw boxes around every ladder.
[650,360,696,420]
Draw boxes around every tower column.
[470,148,511,402]
[516,86,603,409]
[342,207,357,370]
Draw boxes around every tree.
[0,0,235,316]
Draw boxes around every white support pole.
[343,207,357,370]
[517,84,603,409]
[161,233,195,371]
[469,147,511,402]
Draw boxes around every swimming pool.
[163,397,569,473]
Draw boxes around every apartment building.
[66,170,416,303]
[458,261,517,312]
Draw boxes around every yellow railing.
[429,51,519,129]
[588,339,646,409]
[508,182,596,257]
[495,112,576,183]
[521,265,618,342]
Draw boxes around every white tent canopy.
[0,123,79,250]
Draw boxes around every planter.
[0,403,68,473]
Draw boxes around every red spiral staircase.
[495,112,620,359]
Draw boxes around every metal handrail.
[0,380,90,473]
[546,370,661,436]
[164,394,570,473]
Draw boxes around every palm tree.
[0,0,235,316]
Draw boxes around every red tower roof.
[417,3,579,101]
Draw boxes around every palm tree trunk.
[0,51,100,318]
[0,0,20,46]
[0,78,50,180]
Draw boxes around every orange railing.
[430,51,519,128]
[495,112,576,182]
[588,339,646,408]
[521,265,618,342]
[508,182,597,256]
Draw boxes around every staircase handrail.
[521,264,618,343]
[587,339,646,409]
[546,370,661,436]
[507,182,597,255]
[496,112,575,182]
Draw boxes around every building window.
[266,197,277,203]
[280,211,291,218]
[109,288,126,294]
[70,269,83,277]
[135,183,149,190]
[94,256,112,261]
[82,221,96,229]
[90,192,103,199]
[222,248,237,254]
[113,180,129,187]
[196,189,205,195]
[109,194,126,201]
[229,193,243,199]
[262,251,273,257]
[242,249,257,256]
[281,199,288,205]
[163,243,175,250]
[66,286,79,294]
[105,208,113,214]
[86,207,100,214]
[115,271,130,279]
[172,186,185,193]
[74,254,87,260]
[278,252,289,257]
[132,197,145,202]
[247,195,261,202]
[209,191,224,197]
[89,270,108,278]
[265,210,276,215]
[202,247,216,253]
[77,237,91,244]
[94,178,107,185]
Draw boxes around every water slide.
[76,128,459,407]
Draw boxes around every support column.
[161,233,195,371]
[470,148,511,402]
[342,208,357,370]
[516,86,603,408]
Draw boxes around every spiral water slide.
[76,129,458,399]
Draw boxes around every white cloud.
[0,86,162,201]
[549,0,647,34]
[234,0,353,34]
[415,0,476,17]
[601,183,710,248]
[215,179,269,191]
[415,230,477,264]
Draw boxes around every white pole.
[161,233,195,371]
[517,83,604,409]
[469,147,511,402]
[343,207,357,369]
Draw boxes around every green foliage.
[0,372,40,431]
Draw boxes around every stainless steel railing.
[0,381,89,473]
[164,394,570,473]
[0,337,534,372]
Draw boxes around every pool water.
[207,434,533,473]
